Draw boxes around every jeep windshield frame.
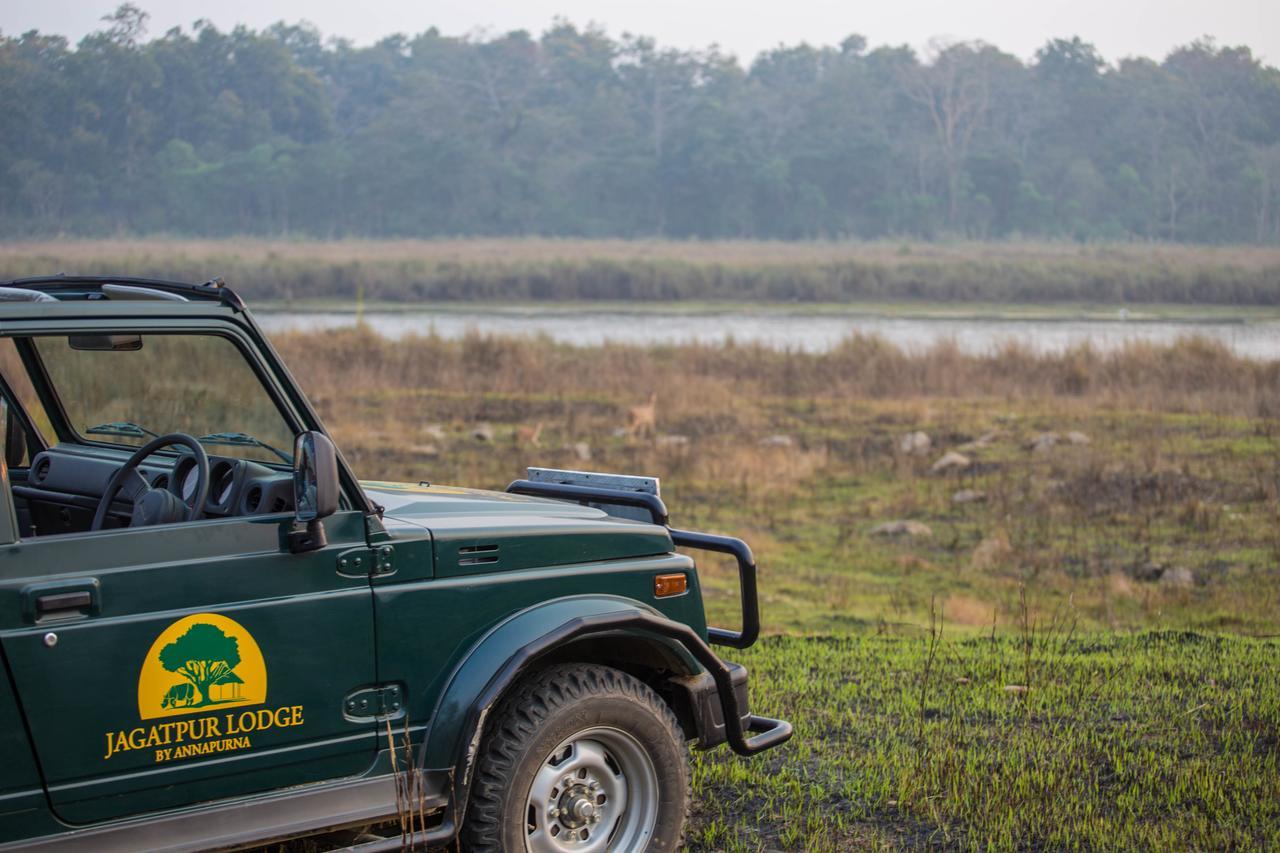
[29,332,297,466]
[0,287,377,517]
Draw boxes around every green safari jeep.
[0,276,790,852]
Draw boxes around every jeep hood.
[361,481,674,577]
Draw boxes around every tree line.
[3,5,1280,243]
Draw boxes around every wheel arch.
[418,595,704,820]
[531,633,708,742]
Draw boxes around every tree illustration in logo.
[157,622,243,708]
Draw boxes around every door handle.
[22,580,100,622]
[37,591,93,615]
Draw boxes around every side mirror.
[287,431,340,553]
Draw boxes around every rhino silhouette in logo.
[160,682,196,709]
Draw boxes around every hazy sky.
[3,0,1276,64]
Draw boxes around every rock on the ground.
[1133,562,1165,582]
[930,450,972,473]
[409,444,440,458]
[571,441,592,462]
[1029,430,1090,452]
[869,520,933,538]
[1028,432,1059,452]
[470,423,495,442]
[898,431,932,456]
[1161,566,1196,588]
[421,423,447,441]
[758,434,795,448]
[952,488,987,504]
[656,434,690,448]
[959,430,1002,451]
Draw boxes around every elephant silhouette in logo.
[160,682,197,709]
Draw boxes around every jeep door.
[0,326,380,826]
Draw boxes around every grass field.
[692,632,1280,850]
[5,238,1280,305]
[258,326,1280,849]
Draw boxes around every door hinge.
[343,683,405,721]
[336,544,395,577]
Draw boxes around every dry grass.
[5,238,1279,303]
[278,330,1280,441]
[5,237,1280,268]
[264,328,1280,634]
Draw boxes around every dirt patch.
[943,594,998,626]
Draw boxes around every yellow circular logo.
[137,613,267,720]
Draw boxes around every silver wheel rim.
[523,726,659,853]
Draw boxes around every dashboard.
[16,444,294,535]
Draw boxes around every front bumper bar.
[506,479,760,649]
[667,527,758,649]
[506,478,791,755]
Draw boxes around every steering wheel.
[91,433,210,531]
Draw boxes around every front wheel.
[463,664,690,852]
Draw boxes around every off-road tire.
[462,663,690,852]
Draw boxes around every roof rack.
[0,275,245,312]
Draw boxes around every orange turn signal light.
[654,573,688,598]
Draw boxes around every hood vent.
[458,544,500,566]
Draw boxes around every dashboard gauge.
[211,461,235,506]
[168,457,242,509]
[181,465,200,503]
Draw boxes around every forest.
[3,4,1280,243]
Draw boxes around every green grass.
[689,631,1280,851]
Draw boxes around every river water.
[255,307,1280,360]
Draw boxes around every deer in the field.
[626,393,658,439]
[514,422,543,447]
